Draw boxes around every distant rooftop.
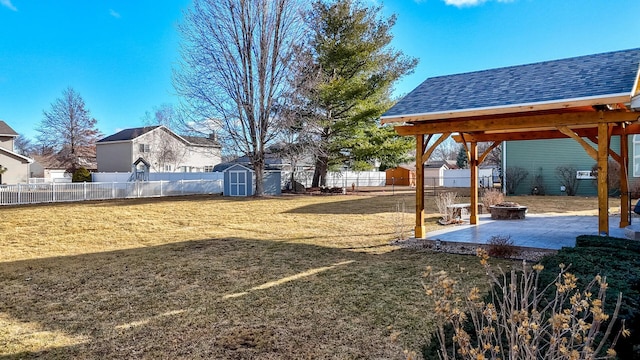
[97,126,160,142]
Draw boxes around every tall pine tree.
[293,0,417,186]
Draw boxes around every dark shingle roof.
[383,48,640,118]
[182,135,221,147]
[97,126,160,142]
[0,120,18,136]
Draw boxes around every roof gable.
[223,163,254,173]
[0,120,19,137]
[383,48,640,121]
[0,147,33,164]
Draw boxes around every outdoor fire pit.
[490,202,527,220]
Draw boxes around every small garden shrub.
[556,165,580,196]
[422,249,630,360]
[575,234,640,252]
[72,166,91,182]
[485,234,519,258]
[481,188,503,210]
[538,235,640,359]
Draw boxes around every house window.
[204,166,214,172]
[164,164,172,172]
[634,135,640,177]
[139,144,150,153]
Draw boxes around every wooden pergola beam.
[380,95,631,124]
[597,123,609,235]
[478,141,500,164]
[451,123,640,143]
[395,111,639,136]
[557,126,598,161]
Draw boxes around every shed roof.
[382,48,640,123]
[221,163,254,173]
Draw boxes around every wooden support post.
[415,134,425,238]
[469,142,479,225]
[597,122,609,235]
[620,127,629,228]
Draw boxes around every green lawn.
[0,193,599,358]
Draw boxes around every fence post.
[112,182,115,198]
[17,183,21,204]
[181,180,184,195]
[160,180,163,197]
[83,182,87,200]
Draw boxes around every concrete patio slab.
[425,214,628,250]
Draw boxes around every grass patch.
[0,193,605,358]
[0,193,499,358]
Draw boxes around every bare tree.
[174,0,304,196]
[505,166,529,195]
[37,87,101,171]
[556,165,580,196]
[13,135,35,157]
[478,142,502,167]
[431,137,458,162]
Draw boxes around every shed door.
[229,170,247,196]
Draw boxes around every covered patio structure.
[381,48,640,238]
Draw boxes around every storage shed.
[219,163,282,196]
[385,165,415,186]
[223,164,254,196]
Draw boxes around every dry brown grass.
[0,192,605,359]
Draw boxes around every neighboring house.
[0,120,33,184]
[504,138,609,196]
[424,161,449,187]
[96,126,222,173]
[30,154,71,182]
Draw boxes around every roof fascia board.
[633,63,640,97]
[381,93,631,124]
[0,147,34,163]
[97,139,132,145]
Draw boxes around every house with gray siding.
[0,120,33,184]
[97,126,222,173]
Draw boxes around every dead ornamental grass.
[0,193,603,358]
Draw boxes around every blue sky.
[1,0,640,141]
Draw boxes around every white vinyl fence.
[292,171,386,188]
[92,172,224,182]
[0,179,223,206]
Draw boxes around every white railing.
[0,179,224,206]
[292,171,386,188]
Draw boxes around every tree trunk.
[253,158,265,196]
[312,156,328,187]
